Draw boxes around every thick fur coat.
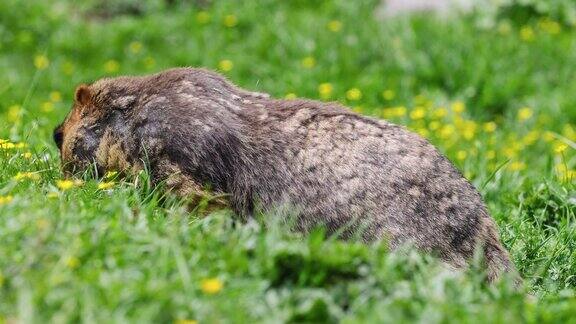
[54,68,515,282]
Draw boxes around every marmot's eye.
[53,126,64,150]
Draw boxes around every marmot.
[54,67,515,282]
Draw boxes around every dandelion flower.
[409,107,426,120]
[483,122,497,133]
[98,181,115,190]
[41,101,54,113]
[223,14,238,27]
[554,143,568,154]
[34,55,50,70]
[56,179,76,191]
[318,83,333,100]
[451,101,465,114]
[285,93,297,99]
[520,26,534,42]
[456,150,467,160]
[0,195,13,206]
[196,11,210,24]
[301,56,316,69]
[432,107,447,119]
[218,59,234,72]
[327,20,342,32]
[346,88,362,101]
[49,91,62,103]
[8,105,21,122]
[508,161,526,171]
[65,256,80,269]
[104,60,120,73]
[14,172,40,181]
[129,41,143,54]
[517,107,533,121]
[382,89,395,101]
[201,278,223,294]
[22,152,32,159]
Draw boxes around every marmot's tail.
[481,219,519,284]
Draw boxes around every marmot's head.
[54,81,138,176]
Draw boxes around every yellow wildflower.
[543,131,556,142]
[522,130,540,146]
[129,41,143,54]
[327,20,342,32]
[538,18,561,35]
[409,107,426,120]
[483,122,497,133]
[15,142,26,149]
[56,179,76,191]
[318,83,333,100]
[218,59,234,72]
[520,26,535,42]
[8,105,21,122]
[486,150,496,160]
[346,88,362,101]
[285,93,297,99]
[65,256,80,269]
[196,11,210,24]
[144,56,156,69]
[22,152,32,159]
[223,14,238,27]
[451,101,465,114]
[105,171,118,179]
[518,107,533,121]
[34,55,50,70]
[47,192,59,199]
[104,60,120,73]
[429,121,441,131]
[456,150,467,160]
[433,107,447,119]
[554,142,569,154]
[417,128,429,138]
[41,101,54,113]
[98,181,115,190]
[0,195,13,206]
[382,89,395,101]
[201,278,223,294]
[0,142,15,149]
[440,124,455,139]
[301,56,316,69]
[14,172,40,181]
[50,91,62,102]
[508,161,526,171]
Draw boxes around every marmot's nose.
[53,125,64,151]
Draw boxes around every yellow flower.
[143,56,156,69]
[14,172,40,181]
[417,128,429,138]
[440,124,455,139]
[0,195,13,206]
[327,20,342,32]
[98,181,115,190]
[554,142,569,154]
[285,93,297,99]
[56,179,76,191]
[65,256,80,269]
[104,60,120,73]
[201,278,223,294]
[520,26,535,42]
[538,18,561,35]
[22,152,32,159]
[456,150,467,160]
[451,101,465,114]
[409,107,426,120]
[429,121,441,131]
[41,101,54,113]
[318,83,333,100]
[50,91,62,102]
[301,56,316,69]
[196,11,210,24]
[522,130,540,146]
[0,142,14,149]
[14,142,26,149]
[508,161,526,171]
[175,320,198,324]
[223,14,238,27]
[61,61,74,75]
[129,41,143,54]
[218,59,234,72]
[486,150,496,160]
[47,192,59,199]
[8,105,21,122]
[382,89,395,101]
[483,122,497,133]
[432,107,447,119]
[34,55,50,70]
[517,107,533,121]
[346,88,362,101]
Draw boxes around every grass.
[1,0,575,322]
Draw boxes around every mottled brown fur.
[54,67,516,282]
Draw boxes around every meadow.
[0,0,575,322]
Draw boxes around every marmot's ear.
[74,84,92,105]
